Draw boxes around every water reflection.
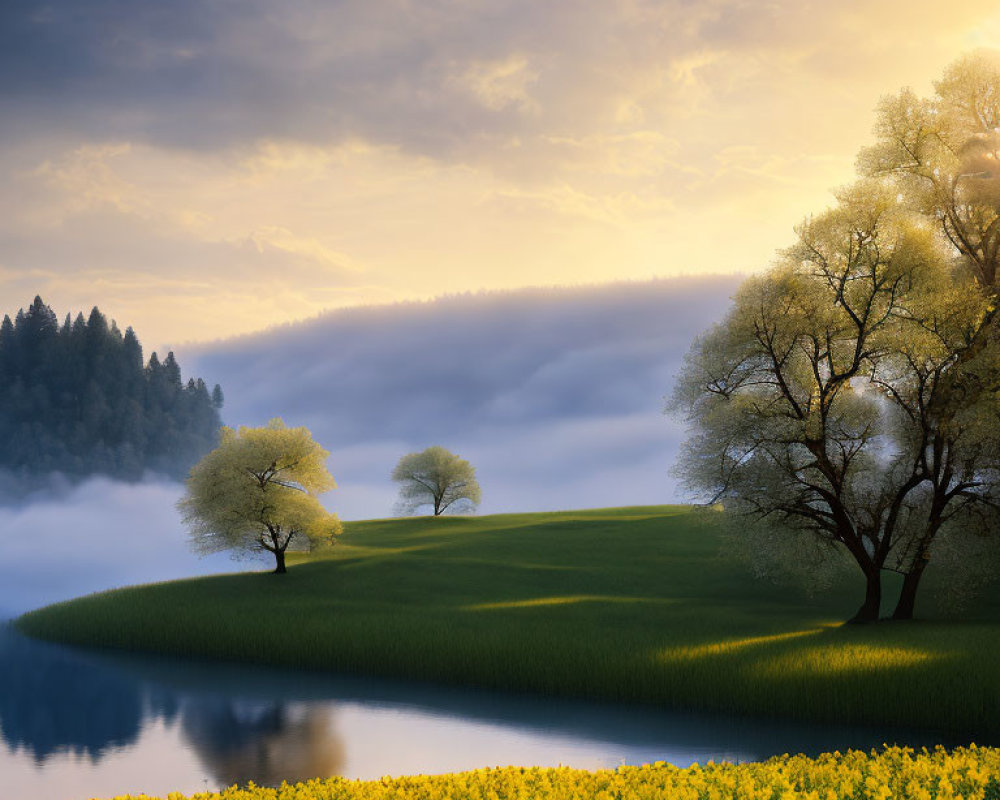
[0,627,343,788]
[0,623,977,799]
[182,700,344,786]
[0,626,147,762]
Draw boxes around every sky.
[2,0,1000,348]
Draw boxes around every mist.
[0,476,239,617]
[185,276,740,520]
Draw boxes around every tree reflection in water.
[0,626,148,762]
[0,627,343,786]
[182,699,343,787]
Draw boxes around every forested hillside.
[0,296,223,480]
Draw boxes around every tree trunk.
[849,569,882,623]
[273,549,287,574]
[892,561,927,620]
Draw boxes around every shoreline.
[18,506,1000,736]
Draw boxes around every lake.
[0,624,965,800]
[0,479,971,799]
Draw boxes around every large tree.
[674,52,1000,622]
[858,51,1000,292]
[672,178,1000,622]
[392,446,481,516]
[179,419,342,573]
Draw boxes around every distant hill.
[0,296,223,482]
[187,276,740,518]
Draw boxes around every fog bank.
[187,277,740,519]
[0,477,239,617]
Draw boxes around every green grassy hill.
[17,506,1000,734]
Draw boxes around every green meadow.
[17,506,1000,734]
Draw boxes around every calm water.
[0,481,971,799]
[0,624,966,800]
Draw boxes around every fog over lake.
[0,478,236,618]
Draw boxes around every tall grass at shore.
[17,506,1000,733]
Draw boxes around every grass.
[16,505,1000,735]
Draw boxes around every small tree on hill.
[179,419,342,573]
[392,446,481,516]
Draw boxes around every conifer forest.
[0,296,223,480]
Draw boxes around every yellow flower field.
[103,746,1000,800]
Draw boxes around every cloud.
[1,0,994,159]
[247,227,362,274]
[185,276,740,520]
[449,55,540,113]
[2,1,999,347]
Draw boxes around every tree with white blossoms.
[392,446,481,516]
[179,419,342,574]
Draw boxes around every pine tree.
[0,297,224,480]
[0,315,14,385]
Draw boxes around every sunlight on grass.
[464,595,675,611]
[658,627,829,661]
[755,644,944,677]
[301,543,446,563]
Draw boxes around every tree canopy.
[672,52,1000,622]
[179,419,341,573]
[0,296,223,480]
[392,446,481,516]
